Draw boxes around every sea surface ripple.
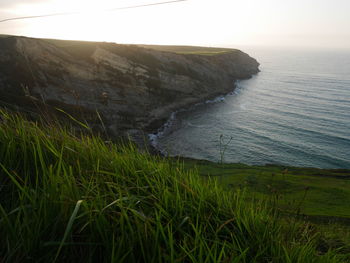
[155,47,350,169]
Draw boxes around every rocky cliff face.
[0,36,259,139]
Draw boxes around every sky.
[0,0,349,50]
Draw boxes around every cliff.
[0,36,259,139]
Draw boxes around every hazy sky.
[1,0,349,49]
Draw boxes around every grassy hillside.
[0,110,349,262]
[1,35,237,58]
[182,160,350,219]
[138,45,236,55]
[38,37,236,56]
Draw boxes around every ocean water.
[154,47,350,169]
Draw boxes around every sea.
[151,47,350,169]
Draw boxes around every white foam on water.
[148,80,241,153]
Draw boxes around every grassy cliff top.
[137,44,238,55]
[0,35,237,56]
[182,159,350,219]
[0,110,349,262]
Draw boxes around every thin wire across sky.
[0,0,188,23]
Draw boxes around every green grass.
[0,110,349,262]
[1,35,235,57]
[42,38,234,56]
[181,160,350,219]
[137,44,237,55]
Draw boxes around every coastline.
[0,36,261,156]
[146,80,245,156]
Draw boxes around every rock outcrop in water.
[0,36,259,140]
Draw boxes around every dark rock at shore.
[0,36,259,142]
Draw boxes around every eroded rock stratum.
[0,36,259,139]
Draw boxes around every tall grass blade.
[53,200,83,263]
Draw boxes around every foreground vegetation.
[0,110,349,262]
[182,160,350,219]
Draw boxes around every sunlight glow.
[1,0,350,49]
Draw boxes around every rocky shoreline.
[147,82,245,155]
[0,36,259,145]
